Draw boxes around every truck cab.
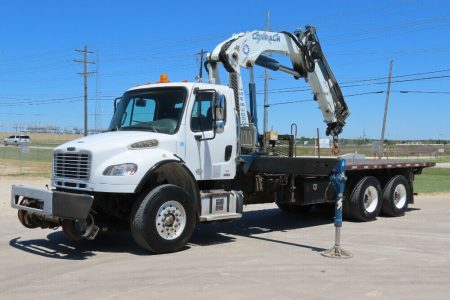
[12,78,246,253]
[52,80,237,193]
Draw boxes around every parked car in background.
[3,135,31,146]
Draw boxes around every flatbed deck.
[345,159,435,171]
[242,154,435,176]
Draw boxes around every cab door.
[184,88,236,181]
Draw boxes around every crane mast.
[205,26,350,138]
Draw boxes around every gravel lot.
[1,177,450,299]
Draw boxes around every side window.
[191,91,214,132]
[217,95,226,125]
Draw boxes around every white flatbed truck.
[10,26,435,253]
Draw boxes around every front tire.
[348,176,382,221]
[131,184,196,254]
[381,175,410,217]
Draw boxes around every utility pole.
[196,49,206,82]
[380,60,394,158]
[263,11,271,148]
[95,50,100,133]
[74,46,96,136]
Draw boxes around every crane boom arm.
[206,26,350,136]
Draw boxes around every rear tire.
[381,175,410,217]
[348,176,382,221]
[130,184,196,254]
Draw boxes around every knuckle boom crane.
[205,26,350,141]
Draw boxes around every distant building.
[27,124,61,133]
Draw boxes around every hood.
[55,131,178,152]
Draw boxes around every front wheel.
[130,184,196,254]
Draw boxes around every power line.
[340,68,450,84]
[324,14,450,46]
[393,90,450,94]
[2,63,449,109]
[259,91,385,107]
[3,86,449,108]
[251,68,450,94]
[250,73,450,95]
[0,96,84,106]
[341,74,450,88]
[331,47,450,57]
[325,14,450,41]
[345,91,385,97]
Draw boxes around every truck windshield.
[109,87,187,134]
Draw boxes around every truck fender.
[134,160,201,214]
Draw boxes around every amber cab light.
[157,74,170,83]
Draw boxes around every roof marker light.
[157,74,170,83]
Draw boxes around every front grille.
[53,152,90,180]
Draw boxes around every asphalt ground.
[1,177,449,299]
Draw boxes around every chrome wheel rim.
[394,184,407,209]
[363,186,379,213]
[155,200,186,240]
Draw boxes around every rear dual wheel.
[381,175,410,217]
[348,176,382,221]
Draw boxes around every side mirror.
[114,97,122,112]
[214,94,225,134]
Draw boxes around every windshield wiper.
[118,126,159,133]
[149,124,159,133]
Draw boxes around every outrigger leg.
[322,158,352,258]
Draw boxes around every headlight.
[103,163,137,176]
[129,139,159,149]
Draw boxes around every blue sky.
[1,0,449,139]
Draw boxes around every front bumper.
[11,185,94,220]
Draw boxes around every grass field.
[435,155,450,163]
[0,158,51,177]
[0,132,75,176]
[1,133,449,193]
[0,146,53,162]
[414,168,450,193]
